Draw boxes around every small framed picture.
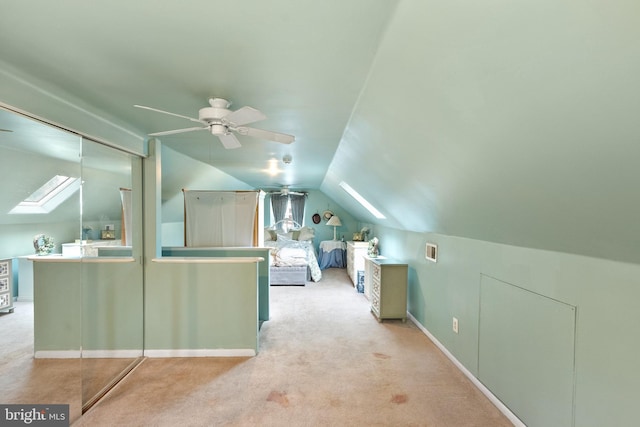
[101,229,115,240]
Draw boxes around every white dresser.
[0,258,14,313]
[365,257,407,322]
[346,241,369,286]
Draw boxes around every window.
[339,181,386,219]
[9,175,80,214]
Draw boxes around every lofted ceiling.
[1,0,640,264]
[0,0,397,192]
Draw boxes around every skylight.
[10,175,80,214]
[339,181,386,219]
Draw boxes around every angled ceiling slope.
[0,0,399,192]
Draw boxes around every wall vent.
[425,243,437,262]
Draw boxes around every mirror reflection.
[0,107,83,421]
[80,138,143,412]
[0,107,144,422]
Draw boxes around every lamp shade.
[326,215,342,240]
[326,215,342,227]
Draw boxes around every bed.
[264,223,322,285]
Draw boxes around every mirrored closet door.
[0,106,83,421]
[0,106,145,423]
[80,138,144,413]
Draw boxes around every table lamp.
[326,215,342,240]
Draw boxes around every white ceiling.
[2,0,640,264]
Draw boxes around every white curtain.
[120,188,133,246]
[184,190,258,247]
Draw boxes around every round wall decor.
[322,210,334,221]
[312,213,321,224]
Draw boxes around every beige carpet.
[0,301,83,422]
[74,268,512,426]
[0,302,140,424]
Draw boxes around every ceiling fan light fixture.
[210,123,226,135]
[209,98,231,108]
[135,97,294,148]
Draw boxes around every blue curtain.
[289,194,306,227]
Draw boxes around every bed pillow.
[298,226,315,241]
[276,232,293,242]
[291,229,301,240]
[264,228,277,241]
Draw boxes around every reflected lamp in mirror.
[326,215,342,240]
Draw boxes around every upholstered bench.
[270,266,308,286]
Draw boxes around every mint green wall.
[0,222,79,259]
[81,261,143,352]
[323,0,640,266]
[33,262,81,353]
[162,247,271,322]
[33,249,143,354]
[1,221,79,298]
[144,261,259,352]
[374,225,640,427]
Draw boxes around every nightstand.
[318,240,347,269]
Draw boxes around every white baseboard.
[34,350,143,358]
[35,349,256,358]
[82,350,144,358]
[407,312,526,427]
[144,349,256,358]
[34,350,81,359]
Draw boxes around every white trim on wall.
[34,350,81,359]
[82,350,144,358]
[144,349,256,358]
[407,312,526,427]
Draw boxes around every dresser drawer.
[372,263,381,281]
[372,277,380,298]
[0,293,10,309]
[0,260,8,276]
[371,292,380,315]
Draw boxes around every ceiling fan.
[268,185,305,196]
[134,98,295,149]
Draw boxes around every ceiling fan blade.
[134,105,203,124]
[235,126,295,144]
[148,126,209,136]
[224,106,266,126]
[218,132,242,149]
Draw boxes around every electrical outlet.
[452,317,459,334]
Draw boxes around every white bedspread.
[265,239,322,282]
